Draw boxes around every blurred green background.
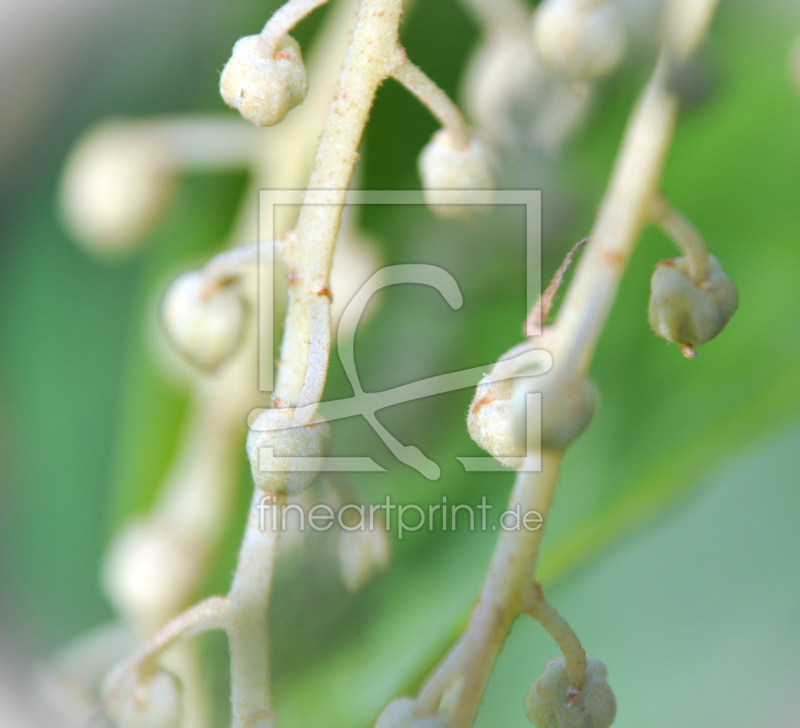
[1,0,799,726]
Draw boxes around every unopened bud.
[648,254,738,355]
[526,657,616,728]
[220,35,308,127]
[246,408,331,495]
[102,520,198,623]
[60,124,175,256]
[532,0,625,82]
[106,669,182,728]
[162,271,245,371]
[418,130,495,219]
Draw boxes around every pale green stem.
[650,194,710,282]
[524,584,587,693]
[415,451,563,725]
[275,0,405,407]
[226,491,284,728]
[391,56,471,148]
[258,0,334,57]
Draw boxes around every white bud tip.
[220,35,308,127]
[419,130,495,219]
[532,0,625,82]
[60,124,175,256]
[162,271,245,371]
[526,657,616,728]
[106,670,182,728]
[246,409,331,495]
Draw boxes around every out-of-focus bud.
[648,254,738,357]
[526,657,616,728]
[220,35,308,127]
[418,130,495,218]
[60,124,175,256]
[463,31,542,145]
[105,669,182,728]
[374,698,450,728]
[532,0,625,82]
[102,520,199,624]
[246,408,331,495]
[338,525,390,592]
[162,271,245,372]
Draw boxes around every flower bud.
[648,254,738,355]
[106,669,182,728]
[468,375,521,469]
[338,525,390,592]
[468,341,557,466]
[532,0,625,82]
[246,409,331,495]
[162,271,245,371]
[526,657,616,728]
[418,130,495,219]
[220,35,308,127]
[511,368,596,452]
[103,520,199,623]
[60,124,175,256]
[374,698,450,728]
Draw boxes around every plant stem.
[275,0,404,406]
[650,193,710,282]
[391,56,471,148]
[227,492,284,728]
[258,0,334,57]
[524,584,587,693]
[416,451,563,725]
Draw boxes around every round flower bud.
[468,341,554,467]
[220,35,308,127]
[648,254,738,355]
[60,124,175,256]
[526,657,616,728]
[532,0,625,82]
[418,130,495,219]
[374,698,450,728]
[246,408,331,495]
[106,669,182,728]
[161,271,245,372]
[511,368,596,452]
[102,520,200,623]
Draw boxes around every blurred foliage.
[0,0,799,727]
